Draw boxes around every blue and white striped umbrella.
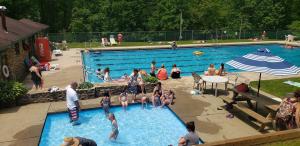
[227,48,300,76]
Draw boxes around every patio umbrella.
[226,48,300,97]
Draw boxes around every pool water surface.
[39,104,199,146]
[82,44,300,83]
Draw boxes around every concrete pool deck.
[10,41,299,145]
[4,74,300,146]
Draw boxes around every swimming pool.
[39,104,200,146]
[82,44,300,83]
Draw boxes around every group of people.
[204,63,226,76]
[96,62,181,84]
[64,80,199,146]
[150,61,182,80]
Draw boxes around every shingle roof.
[0,16,48,50]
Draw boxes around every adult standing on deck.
[66,82,80,125]
[29,62,43,90]
[117,33,123,45]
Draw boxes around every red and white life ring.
[2,65,9,78]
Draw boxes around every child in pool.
[108,113,119,140]
[100,91,111,117]
[119,86,128,111]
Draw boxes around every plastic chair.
[192,72,206,91]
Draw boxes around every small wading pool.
[82,44,300,83]
[39,104,203,146]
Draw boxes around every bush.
[0,81,28,107]
[143,76,158,83]
[78,82,94,89]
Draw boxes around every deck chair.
[225,73,239,90]
[101,38,110,47]
[110,37,117,46]
[191,72,206,91]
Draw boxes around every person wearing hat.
[61,137,97,146]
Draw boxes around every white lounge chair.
[101,38,110,47]
[53,49,63,56]
[110,37,117,46]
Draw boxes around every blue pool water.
[82,44,300,83]
[39,105,197,146]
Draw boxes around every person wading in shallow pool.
[108,113,119,140]
[100,90,111,117]
[66,82,80,126]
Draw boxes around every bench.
[231,88,257,109]
[233,104,272,131]
[220,96,234,104]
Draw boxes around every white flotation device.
[2,65,10,78]
[193,51,204,56]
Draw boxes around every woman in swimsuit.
[161,90,175,107]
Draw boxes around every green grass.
[262,138,300,146]
[68,39,279,48]
[250,77,300,98]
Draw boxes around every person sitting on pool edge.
[152,90,162,107]
[204,64,215,76]
[160,89,175,108]
[157,64,168,80]
[108,113,119,140]
[215,63,226,76]
[170,64,181,79]
[119,86,129,111]
[178,121,200,146]
[61,137,97,146]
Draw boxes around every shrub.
[78,82,94,89]
[0,81,28,106]
[143,76,158,83]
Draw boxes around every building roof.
[19,18,48,32]
[0,16,48,50]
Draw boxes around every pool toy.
[193,51,204,56]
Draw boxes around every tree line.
[1,0,300,33]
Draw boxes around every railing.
[47,30,299,42]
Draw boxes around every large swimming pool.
[39,104,199,146]
[82,44,300,83]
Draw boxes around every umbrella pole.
[257,73,261,97]
[255,73,262,111]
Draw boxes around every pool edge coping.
[79,41,294,51]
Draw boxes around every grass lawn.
[262,138,300,146]
[68,39,278,48]
[250,77,300,98]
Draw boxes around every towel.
[283,80,300,88]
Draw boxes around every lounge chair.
[53,49,63,56]
[110,37,118,46]
[191,72,206,91]
[101,38,110,47]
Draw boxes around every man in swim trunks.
[66,82,80,125]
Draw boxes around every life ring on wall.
[2,65,10,78]
[193,51,204,56]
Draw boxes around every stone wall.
[20,83,156,105]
